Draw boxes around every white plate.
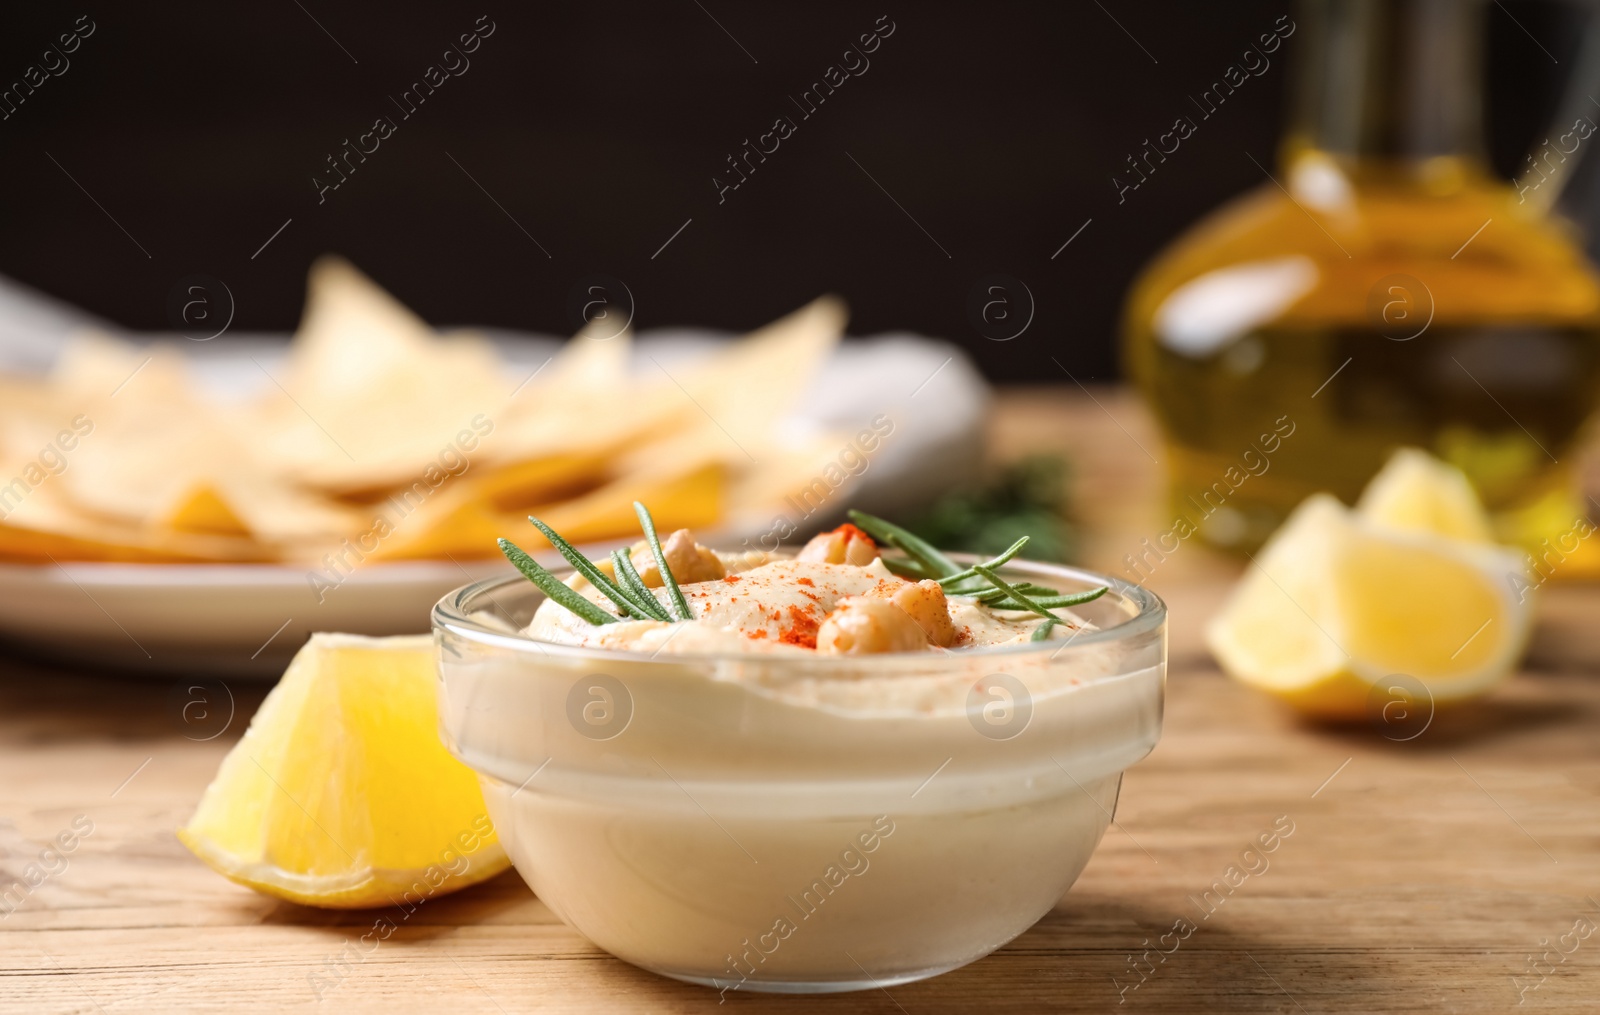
[0,333,988,675]
[0,557,510,676]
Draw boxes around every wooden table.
[4,387,1599,1013]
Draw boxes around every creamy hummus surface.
[525,523,1092,654]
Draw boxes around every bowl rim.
[431,554,1166,671]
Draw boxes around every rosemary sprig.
[613,548,671,622]
[499,505,691,627]
[529,516,661,622]
[1031,618,1059,641]
[1019,588,1108,610]
[971,565,1060,621]
[497,538,618,626]
[971,582,1059,605]
[852,510,1106,620]
[881,556,937,581]
[937,536,1030,592]
[847,509,962,579]
[634,501,692,622]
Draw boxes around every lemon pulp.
[179,633,508,908]
[1207,449,1532,717]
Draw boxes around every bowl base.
[648,960,969,995]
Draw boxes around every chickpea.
[630,529,726,587]
[798,524,878,565]
[816,597,930,654]
[888,579,957,648]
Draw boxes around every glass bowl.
[432,556,1165,995]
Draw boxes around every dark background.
[0,2,1580,381]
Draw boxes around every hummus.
[442,517,1164,993]
[525,524,1093,654]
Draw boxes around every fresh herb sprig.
[971,565,1060,620]
[970,583,1059,604]
[528,516,662,622]
[612,548,669,621]
[848,509,1107,617]
[935,536,1030,589]
[499,501,687,626]
[635,502,692,622]
[497,539,620,626]
[845,511,962,579]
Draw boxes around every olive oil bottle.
[1124,0,1600,554]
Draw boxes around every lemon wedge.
[179,633,509,908]
[1357,447,1495,543]
[1208,490,1531,717]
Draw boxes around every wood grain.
[2,387,1598,1013]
